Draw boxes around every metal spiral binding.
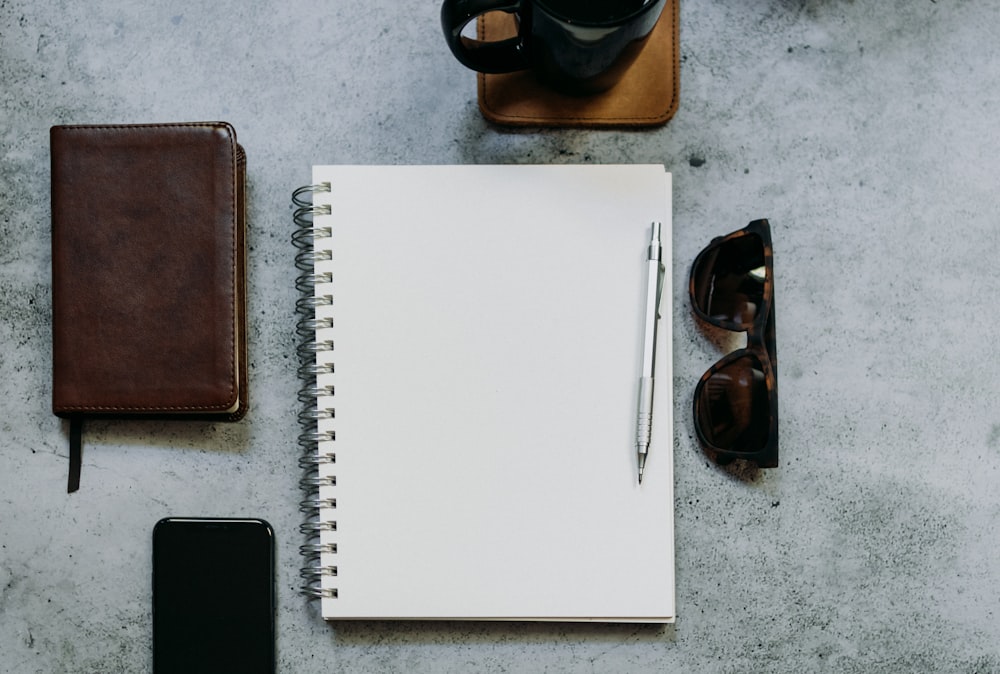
[293,182,338,600]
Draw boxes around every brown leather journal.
[50,122,248,492]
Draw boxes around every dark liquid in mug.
[537,0,653,24]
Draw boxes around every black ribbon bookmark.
[68,417,83,493]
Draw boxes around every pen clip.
[655,260,665,320]
[650,222,665,319]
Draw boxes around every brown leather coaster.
[477,0,679,128]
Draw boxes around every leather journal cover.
[477,0,679,128]
[50,122,248,492]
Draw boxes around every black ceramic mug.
[441,0,666,95]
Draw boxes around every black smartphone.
[152,518,275,674]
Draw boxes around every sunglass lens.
[696,353,770,452]
[692,232,766,326]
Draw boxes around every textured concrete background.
[2,0,1000,672]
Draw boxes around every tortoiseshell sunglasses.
[689,219,779,467]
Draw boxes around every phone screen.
[152,518,275,674]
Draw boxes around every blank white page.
[310,164,674,622]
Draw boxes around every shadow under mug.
[441,0,667,96]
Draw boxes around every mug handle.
[440,0,528,74]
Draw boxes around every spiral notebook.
[294,165,675,622]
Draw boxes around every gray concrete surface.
[3,0,1000,671]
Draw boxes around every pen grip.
[636,376,654,448]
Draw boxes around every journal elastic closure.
[67,416,83,493]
